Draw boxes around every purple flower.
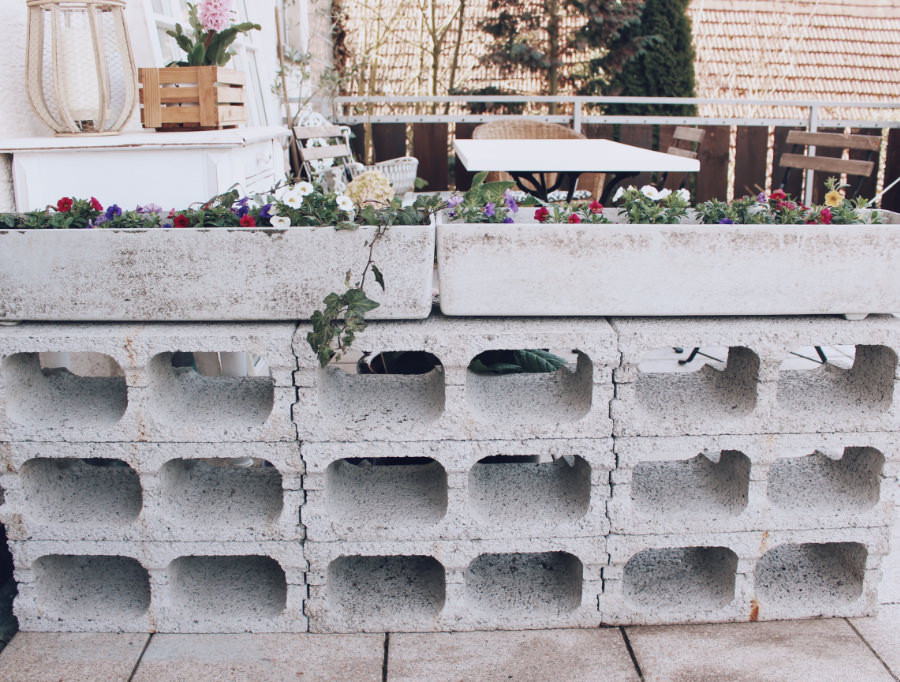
[484,202,495,218]
[448,210,457,219]
[503,216,514,223]
[503,190,519,213]
[719,218,734,224]
[236,205,250,218]
[259,203,272,220]
[93,214,108,226]
[105,204,122,220]
[137,203,163,215]
[447,195,463,209]
[756,192,767,202]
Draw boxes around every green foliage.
[469,349,570,374]
[166,3,260,67]
[592,0,696,115]
[447,171,517,223]
[614,185,691,223]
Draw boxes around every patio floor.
[0,607,895,681]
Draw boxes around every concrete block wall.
[0,315,898,632]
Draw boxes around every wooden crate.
[139,66,247,131]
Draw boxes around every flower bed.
[437,180,900,318]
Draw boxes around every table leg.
[509,171,583,202]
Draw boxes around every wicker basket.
[349,156,419,195]
[139,66,247,131]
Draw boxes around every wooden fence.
[345,122,900,211]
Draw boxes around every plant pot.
[436,208,900,317]
[139,66,247,131]
[0,223,435,321]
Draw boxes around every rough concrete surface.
[388,628,639,682]
[0,632,149,682]
[849,604,900,677]
[625,619,895,682]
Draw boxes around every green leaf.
[371,265,385,291]
[513,349,569,373]
[188,42,206,65]
[344,288,380,313]
[334,221,358,231]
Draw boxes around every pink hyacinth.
[199,0,233,33]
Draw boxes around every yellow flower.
[824,190,843,208]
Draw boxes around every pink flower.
[589,200,603,214]
[173,214,189,228]
[239,214,256,227]
[199,0,232,33]
[56,197,73,212]
[568,213,582,224]
[534,206,550,223]
[819,208,833,224]
[90,197,103,211]
[770,189,787,201]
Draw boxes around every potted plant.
[139,1,260,130]
[436,176,900,318]
[0,175,441,327]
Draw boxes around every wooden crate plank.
[413,123,448,191]
[734,126,768,197]
[197,67,217,127]
[138,68,161,128]
[160,106,202,123]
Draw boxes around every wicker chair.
[471,118,604,199]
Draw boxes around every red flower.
[589,200,603,214]
[173,214,189,227]
[90,197,103,211]
[819,208,833,224]
[57,197,73,213]
[535,206,550,222]
[568,213,582,224]
[239,215,256,227]
[770,189,787,201]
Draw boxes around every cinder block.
[0,323,297,442]
[305,537,606,632]
[293,317,618,442]
[301,439,612,542]
[610,434,898,535]
[11,540,306,633]
[610,316,900,437]
[0,442,303,542]
[602,528,889,625]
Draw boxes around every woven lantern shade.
[25,0,138,134]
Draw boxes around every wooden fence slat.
[454,123,478,191]
[883,128,900,212]
[773,127,803,199]
[619,125,655,190]
[372,123,407,163]
[413,122,449,192]
[734,126,768,198]
[696,126,729,202]
[348,123,366,161]
[810,127,847,204]
[850,128,880,200]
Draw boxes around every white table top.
[454,138,700,173]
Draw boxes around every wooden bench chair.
[656,126,705,190]
[778,130,880,203]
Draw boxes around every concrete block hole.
[318,352,445,427]
[325,457,447,529]
[468,455,591,526]
[467,350,592,425]
[160,458,283,528]
[631,450,750,521]
[624,546,738,614]
[21,458,142,525]
[2,352,127,429]
[777,345,896,416]
[148,352,275,428]
[168,555,287,618]
[327,555,445,628]
[754,542,867,609]
[768,447,884,514]
[465,552,583,615]
[635,346,758,419]
[34,554,150,621]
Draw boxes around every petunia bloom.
[173,214,189,227]
[270,215,291,228]
[589,200,603,214]
[239,214,256,227]
[57,197,73,213]
[90,197,103,211]
[640,185,661,201]
[824,190,843,208]
[819,208,833,224]
[568,213,582,223]
[770,189,787,201]
[484,202,495,217]
[535,206,550,222]
[105,205,122,220]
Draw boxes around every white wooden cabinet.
[0,127,289,211]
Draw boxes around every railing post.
[573,100,582,134]
[805,105,819,206]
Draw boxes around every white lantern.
[25,0,138,134]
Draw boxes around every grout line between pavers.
[127,632,153,682]
[845,618,898,681]
[382,632,390,682]
[620,627,644,681]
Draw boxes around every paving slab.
[388,628,638,682]
[131,633,384,682]
[850,604,900,677]
[626,618,894,682]
[0,632,149,682]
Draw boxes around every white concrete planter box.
[0,223,435,321]
[436,209,900,317]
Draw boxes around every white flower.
[676,188,691,202]
[748,204,766,216]
[640,185,661,201]
[336,195,354,212]
[612,186,626,202]
[270,215,291,228]
[657,188,672,200]
[296,181,314,197]
[284,188,305,208]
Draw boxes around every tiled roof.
[688,0,900,120]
